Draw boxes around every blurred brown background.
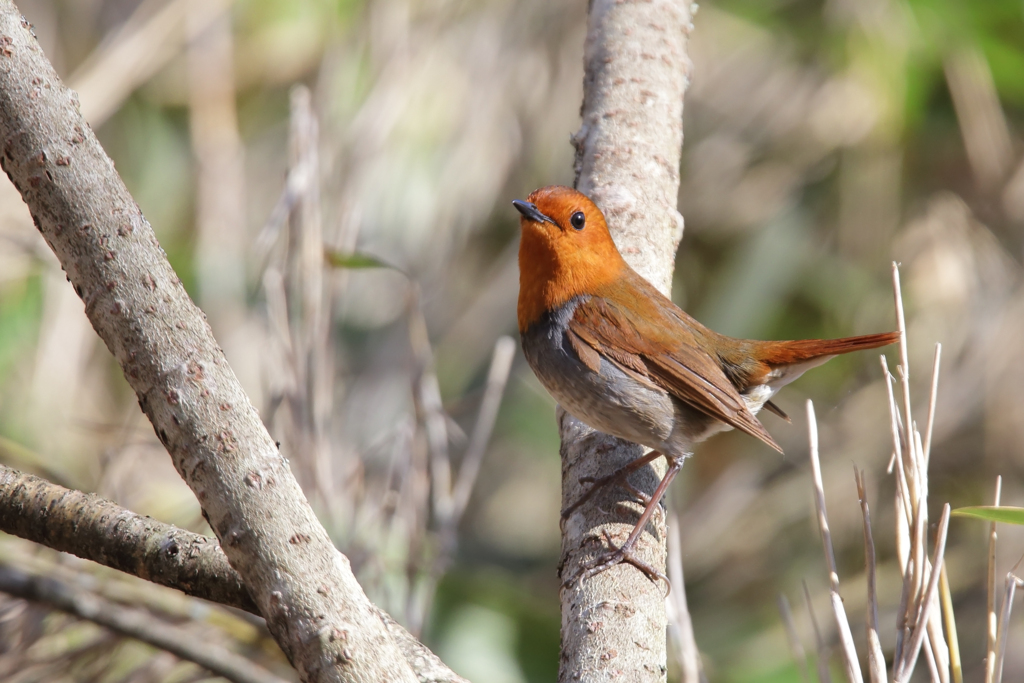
[0,0,1023,681]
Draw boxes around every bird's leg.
[569,455,684,588]
[617,480,663,525]
[561,449,663,523]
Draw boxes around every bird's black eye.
[570,211,586,230]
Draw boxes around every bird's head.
[513,186,625,332]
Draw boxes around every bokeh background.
[0,0,1023,681]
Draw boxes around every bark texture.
[561,1,693,681]
[573,0,690,295]
[0,5,415,681]
[0,464,467,683]
[0,464,256,612]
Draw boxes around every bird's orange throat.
[517,221,626,332]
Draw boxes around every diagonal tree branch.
[0,3,416,680]
[0,463,466,683]
[559,1,693,681]
[0,463,256,612]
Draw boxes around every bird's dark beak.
[512,199,556,226]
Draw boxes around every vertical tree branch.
[560,1,693,681]
[0,4,415,681]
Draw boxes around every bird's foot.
[618,481,653,507]
[564,530,671,593]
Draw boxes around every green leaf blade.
[324,251,399,272]
[952,506,1024,525]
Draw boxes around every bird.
[513,185,899,583]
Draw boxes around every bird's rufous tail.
[756,331,901,366]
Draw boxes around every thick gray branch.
[0,4,415,681]
[0,464,466,683]
[0,464,256,614]
[0,564,288,683]
[561,1,693,682]
[0,463,256,611]
[573,0,690,295]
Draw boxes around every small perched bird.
[513,185,899,582]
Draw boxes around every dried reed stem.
[922,344,942,466]
[409,290,453,527]
[895,504,950,683]
[667,511,703,683]
[881,356,913,529]
[892,264,917,501]
[883,353,917,670]
[451,336,516,519]
[855,468,886,683]
[803,580,833,683]
[993,565,1023,683]
[802,263,954,683]
[888,264,950,683]
[939,564,962,683]
[985,476,1003,683]
[777,594,810,683]
[806,400,863,683]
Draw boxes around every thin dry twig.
[0,564,288,683]
[806,400,863,683]
[777,593,810,683]
[854,468,886,683]
[906,431,927,639]
[920,451,949,683]
[881,356,913,529]
[451,336,516,519]
[892,263,917,502]
[894,554,912,675]
[922,343,942,466]
[939,564,962,683]
[895,504,951,683]
[799,264,952,683]
[993,561,1024,683]
[887,264,950,683]
[418,335,517,632]
[923,642,942,683]
[0,462,467,683]
[985,476,1003,683]
[187,0,247,339]
[802,580,832,683]
[283,85,335,513]
[409,289,453,529]
[944,45,1014,191]
[70,0,232,127]
[667,510,703,683]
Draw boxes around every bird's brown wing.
[569,295,782,453]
